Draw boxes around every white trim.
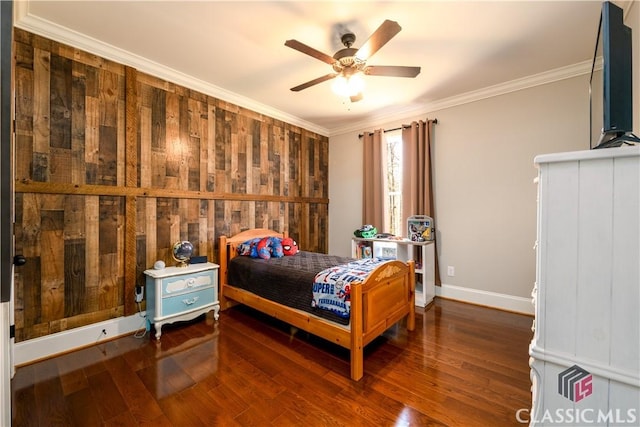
[13,313,147,366]
[436,283,534,315]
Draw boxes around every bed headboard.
[218,228,287,307]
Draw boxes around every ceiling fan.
[285,19,421,102]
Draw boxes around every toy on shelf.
[407,215,434,242]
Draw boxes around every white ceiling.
[14,1,621,136]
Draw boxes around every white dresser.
[144,262,220,340]
[529,147,639,426]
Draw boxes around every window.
[385,130,402,236]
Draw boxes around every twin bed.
[218,228,416,381]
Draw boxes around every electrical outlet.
[135,285,144,303]
[447,266,455,277]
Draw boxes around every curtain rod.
[358,118,438,138]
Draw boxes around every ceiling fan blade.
[285,39,336,65]
[355,19,402,61]
[290,73,338,92]
[364,65,421,78]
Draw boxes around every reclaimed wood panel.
[16,193,40,258]
[144,197,213,268]
[287,202,302,249]
[14,56,35,181]
[84,196,100,311]
[71,62,87,184]
[288,129,301,197]
[214,107,231,193]
[143,198,157,270]
[84,96,99,184]
[99,253,121,311]
[97,196,125,312]
[139,105,152,188]
[49,53,72,150]
[98,125,117,185]
[150,86,166,151]
[64,239,86,318]
[124,69,139,309]
[135,234,147,290]
[311,134,329,198]
[33,47,50,162]
[13,193,125,340]
[13,195,43,342]
[117,97,126,187]
[14,30,126,187]
[124,195,137,310]
[13,28,328,342]
[40,196,65,324]
[309,203,329,253]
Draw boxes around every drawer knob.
[187,278,195,287]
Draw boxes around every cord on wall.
[133,301,147,339]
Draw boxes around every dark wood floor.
[12,298,533,426]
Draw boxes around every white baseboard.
[14,313,147,366]
[436,283,534,315]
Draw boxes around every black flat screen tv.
[589,1,637,149]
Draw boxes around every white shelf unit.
[530,147,639,425]
[352,237,435,307]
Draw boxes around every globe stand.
[174,259,189,268]
[172,240,194,268]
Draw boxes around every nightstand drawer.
[162,269,214,296]
[161,287,215,317]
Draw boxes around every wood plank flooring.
[11,298,534,426]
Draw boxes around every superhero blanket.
[311,258,385,319]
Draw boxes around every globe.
[172,240,194,267]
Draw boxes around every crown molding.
[13,5,330,137]
[328,60,594,136]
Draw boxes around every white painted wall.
[329,70,630,308]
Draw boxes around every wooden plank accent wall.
[12,29,329,342]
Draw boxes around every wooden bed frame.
[218,228,416,381]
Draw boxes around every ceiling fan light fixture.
[286,20,418,97]
[331,72,365,98]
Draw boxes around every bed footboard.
[349,259,415,380]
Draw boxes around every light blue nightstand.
[144,262,220,340]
